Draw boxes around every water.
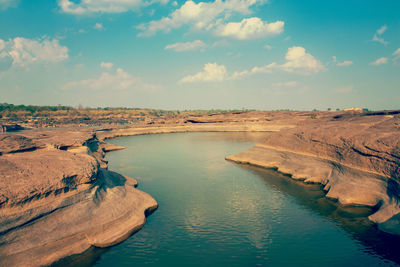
[63,132,400,266]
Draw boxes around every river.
[64,132,400,266]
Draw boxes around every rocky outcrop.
[96,123,294,140]
[1,109,400,266]
[227,112,400,235]
[0,124,24,133]
[0,135,43,155]
[0,130,157,267]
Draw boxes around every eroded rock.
[226,113,400,234]
[0,129,157,267]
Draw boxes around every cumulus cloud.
[63,67,155,91]
[0,37,68,70]
[179,63,227,83]
[179,46,324,83]
[370,57,388,66]
[137,0,269,37]
[100,62,113,69]
[0,0,19,10]
[94,23,104,30]
[58,0,159,14]
[372,25,388,45]
[215,17,284,40]
[279,46,326,74]
[165,40,206,52]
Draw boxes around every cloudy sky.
[0,0,399,110]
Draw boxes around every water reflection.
[52,132,400,266]
[240,164,400,265]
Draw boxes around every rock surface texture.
[227,112,400,235]
[0,129,157,267]
[1,110,400,266]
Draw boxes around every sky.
[0,0,399,110]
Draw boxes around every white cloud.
[370,57,388,66]
[334,85,353,94]
[231,63,276,79]
[63,67,155,91]
[165,40,206,52]
[137,0,267,37]
[280,46,326,74]
[0,39,5,51]
[94,23,104,30]
[264,44,272,50]
[179,63,227,83]
[372,35,387,45]
[0,37,68,70]
[215,17,284,40]
[336,60,353,67]
[100,62,114,69]
[0,0,19,10]
[227,46,325,79]
[59,0,160,15]
[332,56,353,67]
[372,25,388,45]
[376,25,387,35]
[179,46,324,83]
[237,46,325,76]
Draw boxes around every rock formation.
[1,109,400,266]
[0,129,157,267]
[227,112,400,234]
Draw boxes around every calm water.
[62,132,400,267]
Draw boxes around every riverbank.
[0,110,399,266]
[0,129,158,267]
[226,112,400,235]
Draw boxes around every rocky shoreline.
[226,112,400,235]
[0,129,157,267]
[0,110,399,266]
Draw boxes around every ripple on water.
[82,133,400,267]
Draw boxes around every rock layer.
[227,112,400,234]
[0,130,157,267]
[1,109,400,266]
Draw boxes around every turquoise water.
[64,132,400,266]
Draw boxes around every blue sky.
[0,0,399,110]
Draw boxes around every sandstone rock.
[0,129,157,266]
[0,135,42,155]
[227,112,400,234]
[0,169,157,267]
